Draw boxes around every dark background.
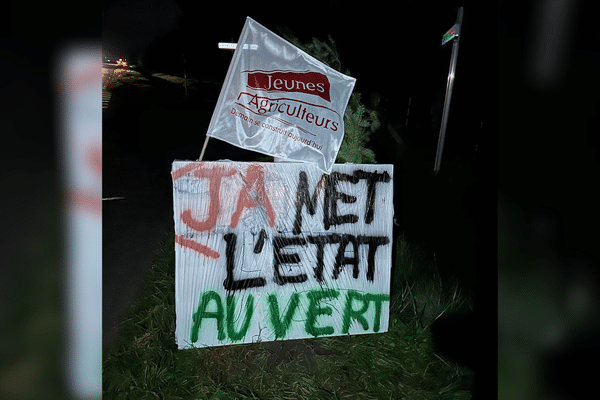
[4,0,599,398]
[8,0,494,397]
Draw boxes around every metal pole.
[434,7,463,175]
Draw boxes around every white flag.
[206,17,356,173]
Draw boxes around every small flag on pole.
[206,17,356,174]
[442,23,461,45]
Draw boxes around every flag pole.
[434,6,463,175]
[198,136,210,161]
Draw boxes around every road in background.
[102,68,194,349]
[102,63,132,109]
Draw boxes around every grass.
[390,234,472,331]
[103,230,473,399]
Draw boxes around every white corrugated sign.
[206,17,356,174]
[172,161,393,349]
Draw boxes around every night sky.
[102,0,183,59]
[102,0,495,168]
[101,0,492,92]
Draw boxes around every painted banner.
[172,161,393,349]
[206,17,356,174]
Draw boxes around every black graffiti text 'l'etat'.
[222,231,390,291]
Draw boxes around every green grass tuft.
[391,235,473,331]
